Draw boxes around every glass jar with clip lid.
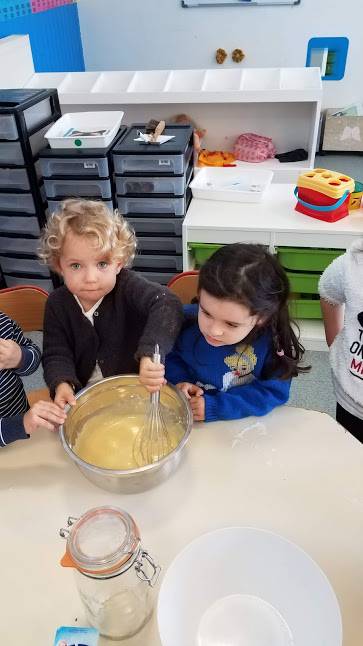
[59,506,160,639]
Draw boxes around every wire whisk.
[133,344,172,467]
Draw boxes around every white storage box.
[44,112,124,149]
[190,168,273,203]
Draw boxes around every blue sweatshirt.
[165,322,291,422]
[0,312,41,447]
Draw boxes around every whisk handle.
[151,343,161,404]
[153,344,161,365]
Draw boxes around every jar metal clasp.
[135,550,161,588]
[59,516,79,538]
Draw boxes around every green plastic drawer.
[188,243,223,265]
[289,298,322,319]
[277,247,345,272]
[286,271,320,294]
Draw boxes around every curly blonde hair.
[39,199,136,270]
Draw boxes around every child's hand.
[190,394,205,422]
[23,400,67,435]
[176,382,204,400]
[0,338,23,370]
[139,356,166,393]
[55,382,76,409]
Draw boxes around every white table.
[183,185,363,262]
[1,407,362,646]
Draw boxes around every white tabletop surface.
[1,406,362,646]
[184,185,363,248]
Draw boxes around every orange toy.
[198,150,236,167]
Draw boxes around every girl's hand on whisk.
[190,394,205,421]
[139,356,166,393]
[176,382,204,400]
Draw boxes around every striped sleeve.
[6,318,42,376]
[0,415,28,447]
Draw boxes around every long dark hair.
[198,243,310,380]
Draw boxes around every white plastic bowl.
[157,527,341,646]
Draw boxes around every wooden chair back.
[167,271,199,305]
[0,285,49,332]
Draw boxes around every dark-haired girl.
[165,243,309,422]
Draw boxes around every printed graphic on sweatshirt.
[196,381,216,391]
[222,344,257,392]
[349,312,363,381]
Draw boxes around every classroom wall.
[77,0,362,108]
[0,3,84,72]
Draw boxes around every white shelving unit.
[23,66,323,181]
[25,67,322,103]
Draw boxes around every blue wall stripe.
[0,3,85,72]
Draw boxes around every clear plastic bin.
[115,174,186,196]
[126,217,183,236]
[0,98,53,140]
[4,273,53,292]
[47,198,114,215]
[113,143,193,176]
[132,254,183,271]
[40,156,110,179]
[137,237,183,254]
[133,269,180,285]
[0,255,50,276]
[44,178,112,199]
[117,195,187,216]
[0,168,30,191]
[0,215,40,236]
[0,236,38,255]
[0,125,50,165]
[0,192,36,213]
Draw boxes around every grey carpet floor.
[23,332,336,418]
[315,152,363,181]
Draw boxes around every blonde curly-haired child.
[39,199,183,408]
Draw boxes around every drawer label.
[84,162,97,169]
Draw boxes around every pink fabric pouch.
[234,133,276,163]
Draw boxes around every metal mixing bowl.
[59,375,193,493]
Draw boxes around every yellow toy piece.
[297,169,354,199]
[348,181,363,210]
